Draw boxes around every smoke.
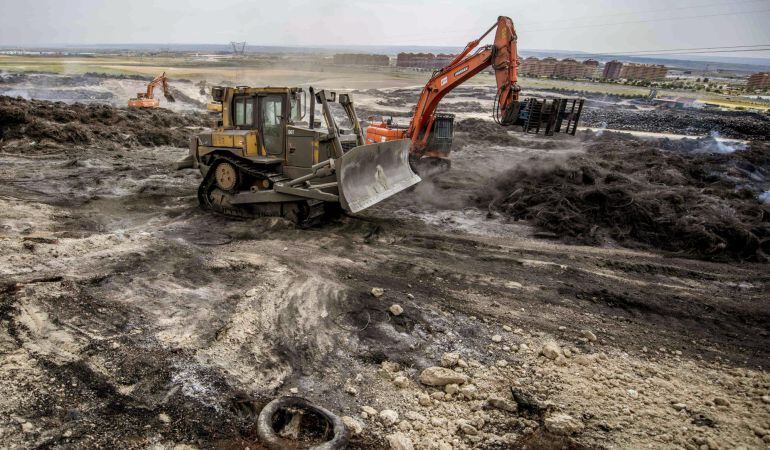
[1,88,31,99]
[760,190,770,205]
[594,121,608,137]
[705,131,748,154]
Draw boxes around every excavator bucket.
[164,93,176,103]
[336,139,421,213]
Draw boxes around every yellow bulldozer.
[176,86,420,226]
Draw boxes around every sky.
[1,0,769,57]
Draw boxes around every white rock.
[430,417,447,427]
[417,393,432,406]
[544,413,584,435]
[361,406,378,416]
[386,432,415,450]
[541,341,562,360]
[382,361,400,373]
[440,352,460,368]
[394,375,409,388]
[158,413,171,424]
[389,304,404,316]
[406,293,415,299]
[289,387,299,394]
[762,395,770,404]
[502,325,512,332]
[460,422,478,435]
[371,287,385,297]
[341,416,364,435]
[459,384,478,399]
[379,409,399,427]
[672,403,687,411]
[445,383,459,395]
[491,335,503,343]
[419,367,469,386]
[627,389,639,399]
[496,359,508,367]
[582,330,597,342]
[431,391,445,401]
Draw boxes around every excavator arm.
[129,72,175,108]
[366,16,583,163]
[409,16,520,154]
[145,72,175,103]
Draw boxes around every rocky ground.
[0,88,769,450]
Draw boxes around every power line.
[525,0,769,25]
[574,44,770,57]
[526,8,770,33]
[377,3,770,42]
[616,47,770,56]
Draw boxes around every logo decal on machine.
[440,76,448,86]
[454,66,469,77]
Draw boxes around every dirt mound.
[477,137,770,261]
[0,95,207,148]
[453,118,563,150]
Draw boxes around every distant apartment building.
[396,53,456,70]
[747,72,770,91]
[333,53,390,66]
[602,61,668,80]
[519,57,598,79]
[619,63,668,80]
[602,60,624,79]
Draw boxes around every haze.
[1,0,769,57]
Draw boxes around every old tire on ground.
[257,396,349,450]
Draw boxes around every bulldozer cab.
[217,87,305,156]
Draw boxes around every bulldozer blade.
[336,139,421,213]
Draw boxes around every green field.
[0,54,762,106]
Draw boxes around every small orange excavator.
[128,72,176,108]
[366,16,583,169]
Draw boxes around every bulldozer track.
[197,154,328,228]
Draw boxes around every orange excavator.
[366,16,583,169]
[128,72,176,108]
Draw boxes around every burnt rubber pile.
[478,135,770,261]
[581,107,770,140]
[0,95,207,149]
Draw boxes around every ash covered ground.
[1,77,770,450]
